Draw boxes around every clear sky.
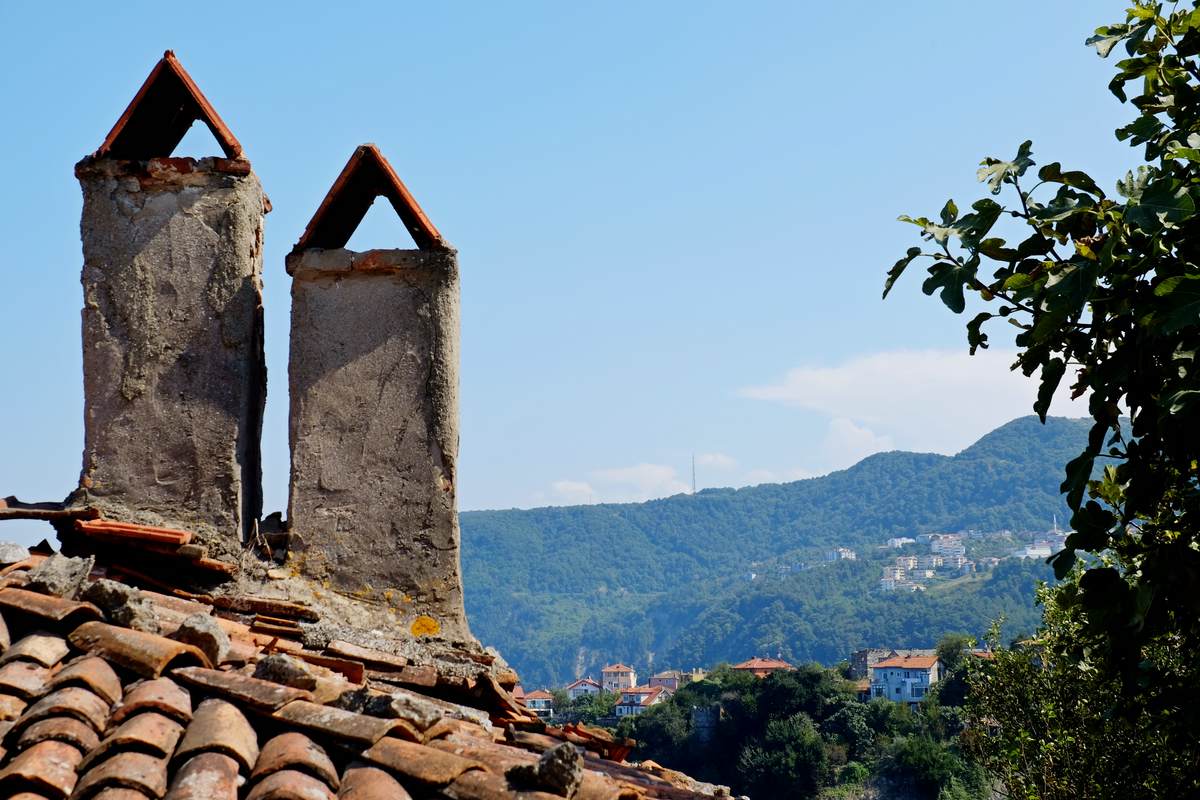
[0,1,1133,541]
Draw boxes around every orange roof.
[731,657,794,671]
[873,654,940,669]
[95,51,243,161]
[601,663,634,672]
[565,677,600,690]
[617,686,665,706]
[293,144,445,252]
[524,690,554,700]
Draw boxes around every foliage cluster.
[616,656,986,800]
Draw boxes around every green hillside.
[460,416,1087,687]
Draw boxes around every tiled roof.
[730,657,794,671]
[601,664,634,673]
[565,678,600,690]
[523,690,553,701]
[0,544,725,799]
[616,687,665,707]
[873,654,940,669]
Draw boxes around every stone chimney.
[73,52,267,555]
[286,145,471,642]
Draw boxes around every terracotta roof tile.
[172,666,314,711]
[362,737,483,788]
[15,715,102,754]
[111,678,192,725]
[70,622,211,678]
[14,687,111,734]
[0,694,27,721]
[0,588,102,627]
[339,763,413,800]
[174,698,260,773]
[80,711,184,769]
[0,739,83,798]
[2,633,69,668]
[45,656,122,704]
[252,732,339,790]
[872,654,940,669]
[272,700,402,747]
[164,752,240,800]
[73,751,170,799]
[246,768,337,800]
[0,662,51,699]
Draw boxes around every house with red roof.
[868,654,943,707]
[523,689,555,719]
[565,676,602,700]
[730,656,796,678]
[615,685,670,717]
[601,663,637,692]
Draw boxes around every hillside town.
[514,645,988,721]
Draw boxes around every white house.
[886,537,917,549]
[601,663,637,692]
[524,689,554,719]
[565,677,602,701]
[869,654,942,708]
[615,685,670,717]
[825,547,857,561]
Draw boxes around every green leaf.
[1037,162,1102,195]
[1125,181,1195,232]
[939,199,958,225]
[921,260,972,314]
[966,312,992,354]
[1086,24,1131,58]
[883,247,922,299]
[1035,358,1066,422]
[977,141,1035,194]
[1153,273,1200,332]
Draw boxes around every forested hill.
[459,416,1089,687]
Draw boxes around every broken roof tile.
[73,751,169,799]
[75,519,194,547]
[93,51,243,161]
[292,144,446,253]
[246,769,336,800]
[272,700,401,747]
[81,711,184,771]
[15,715,102,754]
[164,752,240,800]
[252,732,339,790]
[0,739,83,799]
[173,698,259,773]
[0,661,51,699]
[111,678,192,725]
[46,656,123,704]
[15,686,111,734]
[172,666,314,711]
[339,763,413,800]
[211,595,319,622]
[326,640,408,672]
[0,588,102,628]
[69,621,211,678]
[2,633,69,668]
[445,768,562,800]
[361,737,484,788]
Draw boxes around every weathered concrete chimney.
[286,145,471,641]
[72,52,267,555]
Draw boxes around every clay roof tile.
[173,698,260,774]
[245,769,337,800]
[163,752,241,800]
[110,678,192,726]
[0,739,83,798]
[15,715,102,754]
[251,732,340,791]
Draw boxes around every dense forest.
[460,416,1086,686]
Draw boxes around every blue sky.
[0,1,1133,536]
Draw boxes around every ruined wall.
[75,157,266,553]
[286,247,470,642]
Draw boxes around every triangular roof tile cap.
[93,50,244,161]
[293,144,447,252]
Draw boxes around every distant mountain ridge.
[460,416,1088,687]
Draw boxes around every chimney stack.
[73,52,267,554]
[286,145,471,642]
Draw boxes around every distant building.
[869,654,942,708]
[886,537,916,549]
[1015,542,1053,559]
[649,670,682,691]
[601,663,637,692]
[512,685,526,703]
[849,648,896,679]
[524,689,554,719]
[930,534,966,558]
[826,547,857,561]
[565,677,602,701]
[731,657,796,678]
[615,685,670,716]
[917,554,943,570]
[894,556,918,570]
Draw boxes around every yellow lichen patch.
[411,615,440,637]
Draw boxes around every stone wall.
[286,247,470,642]
[74,156,267,555]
